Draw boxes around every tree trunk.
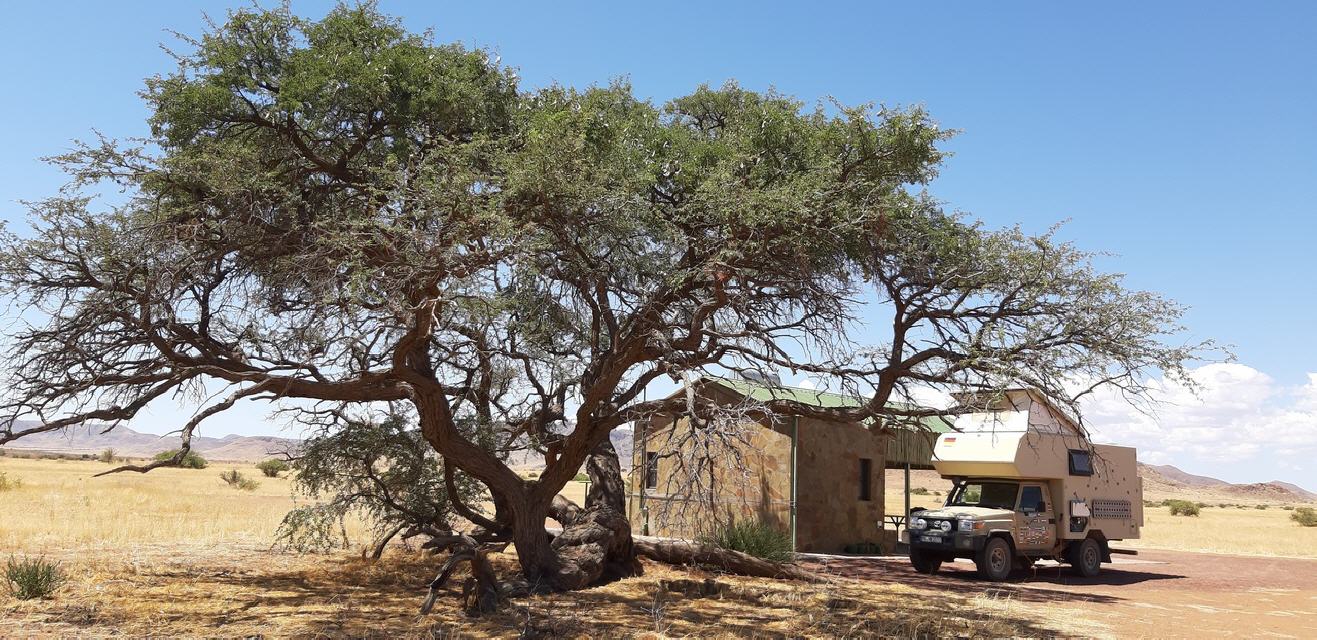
[633,536,824,583]
[541,437,642,589]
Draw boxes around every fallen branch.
[633,536,825,583]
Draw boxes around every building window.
[644,452,659,490]
[859,457,872,501]
[1068,450,1093,476]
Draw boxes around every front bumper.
[908,531,987,553]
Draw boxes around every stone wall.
[794,416,888,552]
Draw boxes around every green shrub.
[698,520,793,563]
[1291,507,1317,527]
[153,450,208,469]
[0,472,20,492]
[1255,504,1269,510]
[1166,500,1200,517]
[1195,502,1209,508]
[910,487,930,495]
[97,448,117,464]
[1282,505,1294,511]
[4,556,66,600]
[256,459,289,478]
[220,469,259,491]
[573,473,589,482]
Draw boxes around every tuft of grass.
[4,556,67,600]
[698,520,794,563]
[1166,500,1200,517]
[1291,507,1317,527]
[0,471,20,492]
[97,448,117,464]
[220,469,260,491]
[153,450,208,469]
[909,487,930,495]
[256,459,289,478]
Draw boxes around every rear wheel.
[976,537,1013,581]
[910,547,942,574]
[1069,538,1102,577]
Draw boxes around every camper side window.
[1068,450,1093,476]
[644,452,659,490]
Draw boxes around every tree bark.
[541,437,642,589]
[632,537,824,583]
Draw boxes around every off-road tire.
[909,548,942,575]
[975,537,1013,581]
[1069,538,1102,577]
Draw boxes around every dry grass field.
[0,456,1078,637]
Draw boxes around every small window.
[644,452,659,490]
[859,458,872,501]
[1019,485,1045,513]
[1068,450,1093,476]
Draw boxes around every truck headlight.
[937,520,952,533]
[958,519,984,532]
[911,518,927,530]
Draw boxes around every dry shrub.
[220,469,260,491]
[5,556,67,600]
[0,471,20,492]
[1292,507,1317,527]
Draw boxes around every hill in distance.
[1,422,298,462]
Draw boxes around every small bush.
[256,459,289,478]
[97,448,117,464]
[1166,500,1200,517]
[1195,502,1209,509]
[698,520,793,563]
[220,469,259,491]
[573,472,589,482]
[153,450,208,469]
[1217,502,1230,508]
[910,487,930,495]
[1236,504,1248,509]
[1282,505,1294,511]
[1255,504,1269,510]
[0,472,20,492]
[1291,507,1317,527]
[4,556,66,600]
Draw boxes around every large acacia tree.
[0,5,1203,597]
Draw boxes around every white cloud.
[1081,363,1317,481]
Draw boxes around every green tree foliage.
[276,413,487,555]
[1167,500,1201,516]
[1292,507,1317,527]
[256,459,289,478]
[154,450,208,469]
[0,2,1211,589]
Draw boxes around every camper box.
[934,389,1143,541]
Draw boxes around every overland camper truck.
[907,389,1142,580]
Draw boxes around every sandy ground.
[807,549,1317,639]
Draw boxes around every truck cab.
[907,390,1142,581]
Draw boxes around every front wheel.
[975,537,1013,581]
[1069,538,1102,577]
[910,547,942,574]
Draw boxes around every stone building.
[626,377,896,553]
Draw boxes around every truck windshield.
[948,481,1019,509]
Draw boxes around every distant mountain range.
[1139,463,1316,503]
[2,421,636,468]
[1,422,297,462]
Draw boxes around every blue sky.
[1,2,1314,485]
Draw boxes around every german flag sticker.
[944,437,956,444]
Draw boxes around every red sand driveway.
[804,549,1317,638]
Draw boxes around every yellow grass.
[0,456,371,552]
[0,456,1077,637]
[1127,505,1317,558]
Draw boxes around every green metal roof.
[707,377,954,433]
